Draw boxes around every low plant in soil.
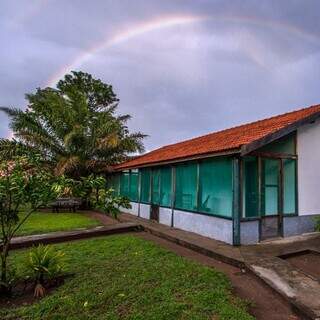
[25,245,65,298]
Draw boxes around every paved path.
[119,213,320,320]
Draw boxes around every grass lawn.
[2,235,253,320]
[15,211,101,236]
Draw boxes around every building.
[108,104,320,245]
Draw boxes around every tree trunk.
[0,242,10,295]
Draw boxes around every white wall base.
[130,202,139,216]
[139,203,150,219]
[240,220,259,245]
[159,207,172,226]
[173,210,233,244]
[123,204,233,244]
[121,202,139,215]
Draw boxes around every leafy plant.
[0,71,146,178]
[315,217,320,232]
[77,175,131,219]
[25,245,65,298]
[51,175,80,197]
[0,155,59,295]
[103,189,131,220]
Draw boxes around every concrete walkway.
[119,213,320,320]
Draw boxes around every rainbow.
[46,15,204,86]
[46,14,320,87]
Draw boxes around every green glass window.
[120,171,130,198]
[115,174,120,196]
[261,159,279,215]
[243,157,259,218]
[160,167,172,207]
[152,169,160,204]
[283,159,296,214]
[175,162,197,211]
[108,174,120,196]
[129,170,139,201]
[140,169,151,203]
[198,158,233,217]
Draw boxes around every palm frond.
[0,139,35,160]
[55,156,80,176]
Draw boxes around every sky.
[1,0,320,152]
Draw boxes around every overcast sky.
[1,0,320,151]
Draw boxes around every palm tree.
[0,72,146,178]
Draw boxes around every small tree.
[103,190,131,220]
[0,155,56,295]
[79,175,131,219]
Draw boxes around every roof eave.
[115,148,241,171]
[241,111,320,156]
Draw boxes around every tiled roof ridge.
[114,103,320,169]
[160,103,320,149]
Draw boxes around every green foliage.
[0,155,58,293]
[51,174,131,218]
[102,189,131,220]
[25,245,65,282]
[0,71,146,178]
[0,139,37,161]
[25,245,65,298]
[315,217,320,232]
[4,236,253,319]
[78,174,131,219]
[51,175,80,197]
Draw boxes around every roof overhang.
[240,111,320,156]
[114,148,240,171]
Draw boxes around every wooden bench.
[50,198,82,213]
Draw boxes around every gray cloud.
[1,0,320,152]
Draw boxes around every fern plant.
[25,245,65,298]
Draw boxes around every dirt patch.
[0,274,72,309]
[284,251,320,281]
[136,232,300,320]
[85,211,118,226]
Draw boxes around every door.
[260,158,282,240]
[150,204,159,222]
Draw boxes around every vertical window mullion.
[196,161,200,211]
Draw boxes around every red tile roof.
[116,104,320,170]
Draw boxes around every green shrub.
[25,245,65,297]
[315,217,320,232]
[103,190,131,220]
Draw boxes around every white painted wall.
[139,203,150,219]
[159,207,172,226]
[173,210,233,244]
[121,202,139,215]
[297,120,320,215]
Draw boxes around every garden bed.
[0,274,73,309]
